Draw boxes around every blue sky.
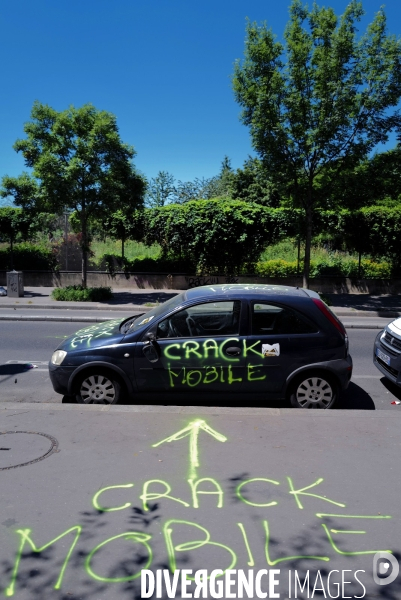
[1,0,400,187]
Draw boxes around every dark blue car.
[49,284,352,408]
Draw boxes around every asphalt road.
[1,320,400,409]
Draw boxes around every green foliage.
[138,200,291,274]
[255,260,299,277]
[0,207,31,246]
[320,206,401,267]
[99,253,195,275]
[51,285,113,302]
[129,256,194,272]
[91,239,160,262]
[255,257,391,278]
[232,0,401,285]
[0,243,58,271]
[310,150,401,211]
[230,157,280,206]
[0,172,40,209]
[260,239,300,262]
[146,171,176,207]
[9,101,145,286]
[0,207,54,249]
[356,206,401,266]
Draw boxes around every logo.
[373,552,399,586]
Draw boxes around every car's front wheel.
[76,372,121,404]
[289,374,337,409]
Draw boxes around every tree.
[1,172,41,209]
[174,179,200,203]
[0,207,39,269]
[361,146,401,203]
[232,0,401,287]
[209,156,235,197]
[145,171,176,207]
[230,156,281,206]
[6,101,144,287]
[308,147,401,211]
[172,158,234,204]
[102,166,146,259]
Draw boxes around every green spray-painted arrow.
[152,419,227,479]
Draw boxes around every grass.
[260,239,301,262]
[91,239,161,262]
[51,285,113,302]
[260,239,363,262]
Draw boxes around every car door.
[241,300,320,393]
[134,299,246,393]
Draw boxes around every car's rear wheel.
[76,372,121,404]
[290,374,337,409]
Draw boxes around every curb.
[0,303,151,312]
[0,402,400,417]
[0,315,119,323]
[334,310,401,318]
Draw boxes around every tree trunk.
[121,237,125,261]
[81,232,87,288]
[303,199,313,289]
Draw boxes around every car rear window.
[252,302,318,335]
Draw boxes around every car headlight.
[51,350,67,365]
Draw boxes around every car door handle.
[225,347,241,356]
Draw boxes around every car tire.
[289,373,337,409]
[76,372,121,405]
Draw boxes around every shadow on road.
[380,377,401,402]
[0,364,37,376]
[336,381,376,410]
[326,293,401,314]
[102,292,178,306]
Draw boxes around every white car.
[374,317,401,386]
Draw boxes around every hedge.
[98,253,195,275]
[133,200,291,274]
[0,243,58,271]
[51,286,113,302]
[255,258,392,278]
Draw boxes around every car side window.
[252,303,318,335]
[157,300,241,338]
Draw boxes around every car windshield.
[124,292,186,333]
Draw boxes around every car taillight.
[312,298,346,336]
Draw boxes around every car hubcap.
[296,377,333,409]
[80,375,116,404]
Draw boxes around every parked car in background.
[49,284,352,408]
[374,317,401,387]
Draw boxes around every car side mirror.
[142,332,160,363]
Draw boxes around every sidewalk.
[0,286,181,312]
[0,402,400,600]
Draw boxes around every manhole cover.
[0,431,58,470]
